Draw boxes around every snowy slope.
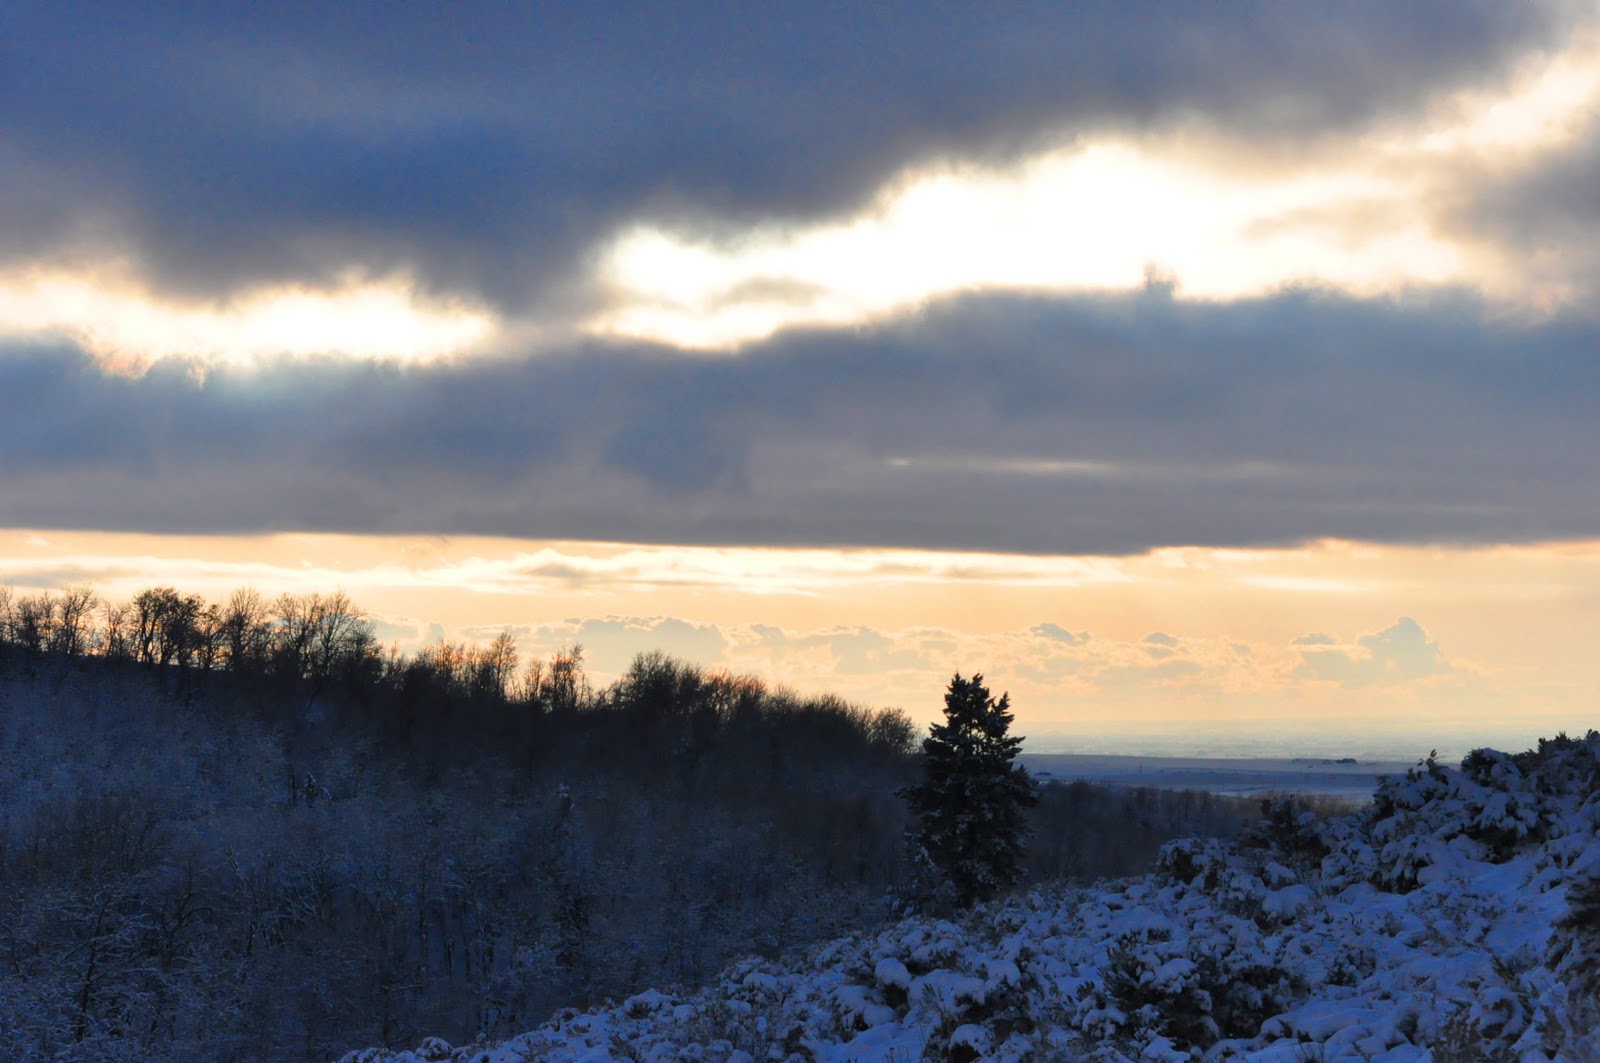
[342,735,1600,1062]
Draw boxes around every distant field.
[1019,752,1415,800]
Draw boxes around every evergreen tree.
[903,673,1038,907]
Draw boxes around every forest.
[0,584,1257,1061]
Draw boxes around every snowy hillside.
[344,734,1600,1062]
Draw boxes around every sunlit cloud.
[0,533,1137,600]
[1408,26,1600,156]
[588,28,1600,348]
[0,266,499,370]
[6,23,1596,364]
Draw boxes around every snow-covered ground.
[1020,754,1414,800]
[345,735,1600,1062]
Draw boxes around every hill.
[345,734,1600,1062]
[0,609,1252,1061]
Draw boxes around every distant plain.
[1020,752,1416,798]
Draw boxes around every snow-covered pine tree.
[902,673,1038,907]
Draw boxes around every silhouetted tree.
[902,673,1038,907]
[471,631,519,702]
[219,588,273,674]
[49,584,98,658]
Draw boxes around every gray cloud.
[1457,121,1600,298]
[2,286,1598,552]
[0,2,1566,306]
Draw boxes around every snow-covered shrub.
[1432,1002,1520,1063]
[1538,857,1600,1060]
[1090,915,1303,1053]
[1238,795,1333,873]
[1555,859,1600,994]
[1154,836,1230,890]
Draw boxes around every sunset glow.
[5,529,1596,756]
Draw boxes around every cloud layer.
[1,2,1571,308]
[4,288,1596,551]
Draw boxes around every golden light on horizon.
[3,529,1597,755]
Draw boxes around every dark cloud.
[1458,122,1600,297]
[2,286,1598,552]
[0,2,1564,304]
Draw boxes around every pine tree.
[902,673,1039,907]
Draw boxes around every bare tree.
[132,587,181,666]
[12,592,55,660]
[274,591,373,710]
[471,631,519,702]
[541,645,587,715]
[100,599,132,662]
[220,588,273,674]
[48,584,99,659]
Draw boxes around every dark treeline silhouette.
[0,583,1256,1060]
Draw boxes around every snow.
[343,734,1600,1063]
[873,957,910,992]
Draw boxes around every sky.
[3,2,1599,757]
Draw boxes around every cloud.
[1029,623,1091,645]
[774,626,936,676]
[520,616,728,678]
[440,614,1272,713]
[1143,632,1179,647]
[369,615,445,649]
[1457,117,1600,301]
[3,286,1598,552]
[0,270,497,368]
[1293,617,1451,687]
[0,3,1565,308]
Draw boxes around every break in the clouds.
[3,288,1597,553]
